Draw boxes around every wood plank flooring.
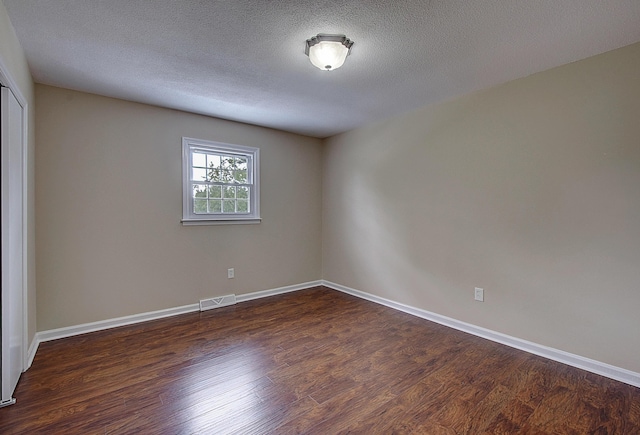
[1,286,639,434]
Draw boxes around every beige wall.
[0,1,37,349]
[36,85,322,330]
[323,42,640,373]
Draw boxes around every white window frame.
[182,137,260,225]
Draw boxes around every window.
[182,137,260,225]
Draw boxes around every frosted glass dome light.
[305,34,354,71]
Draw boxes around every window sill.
[181,218,261,226]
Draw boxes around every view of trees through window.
[191,152,251,214]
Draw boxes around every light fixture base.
[305,34,354,71]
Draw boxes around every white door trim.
[0,54,30,378]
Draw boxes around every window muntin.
[182,138,260,225]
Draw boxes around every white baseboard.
[29,280,323,363]
[26,336,39,370]
[29,279,639,389]
[322,280,640,389]
[35,303,200,344]
[235,280,322,303]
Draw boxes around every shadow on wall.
[335,69,640,359]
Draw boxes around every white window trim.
[182,137,260,225]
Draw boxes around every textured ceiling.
[4,0,640,138]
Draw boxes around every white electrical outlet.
[474,287,484,302]
[228,268,234,279]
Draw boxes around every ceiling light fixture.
[305,34,354,71]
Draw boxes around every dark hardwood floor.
[1,287,639,434]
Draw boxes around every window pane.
[237,186,249,199]
[194,199,207,214]
[192,167,207,181]
[207,154,220,169]
[209,200,222,213]
[208,185,221,198]
[192,184,207,198]
[237,200,249,213]
[223,199,236,213]
[208,167,219,182]
[235,157,248,170]
[223,186,236,198]
[234,169,248,183]
[220,156,235,169]
[192,153,207,168]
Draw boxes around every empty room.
[1,1,639,433]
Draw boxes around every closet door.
[1,85,25,407]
